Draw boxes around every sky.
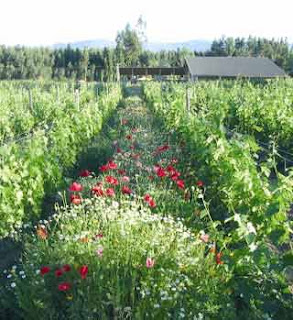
[0,0,292,46]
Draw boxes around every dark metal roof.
[185,57,287,78]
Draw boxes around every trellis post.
[75,89,80,111]
[186,87,191,113]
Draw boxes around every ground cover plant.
[1,82,293,319]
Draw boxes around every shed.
[185,57,287,80]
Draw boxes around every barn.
[184,57,287,80]
[118,57,287,80]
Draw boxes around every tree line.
[0,46,194,81]
[205,36,293,73]
[0,31,292,81]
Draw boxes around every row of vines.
[0,82,121,237]
[0,80,292,319]
[143,80,293,317]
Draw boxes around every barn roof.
[185,57,287,78]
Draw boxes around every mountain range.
[53,39,212,52]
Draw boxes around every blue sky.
[0,0,292,46]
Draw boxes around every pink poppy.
[200,233,209,243]
[146,257,155,268]
[105,176,118,186]
[69,182,83,192]
[121,176,130,183]
[106,188,115,197]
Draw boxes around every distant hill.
[53,39,212,52]
[53,39,116,49]
[144,40,212,52]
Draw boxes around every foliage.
[116,23,142,66]
[1,36,292,81]
[206,37,292,74]
[1,83,293,319]
[0,82,121,238]
[143,81,293,318]
[3,198,232,319]
[2,95,234,319]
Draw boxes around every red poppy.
[144,194,151,202]
[55,269,63,277]
[58,282,71,291]
[99,164,109,172]
[144,194,156,208]
[40,266,50,276]
[176,179,185,189]
[118,169,126,175]
[79,170,91,177]
[107,160,117,170]
[156,167,166,178]
[105,176,118,186]
[122,185,132,195]
[79,265,88,280]
[171,171,180,181]
[148,199,156,208]
[166,165,176,173]
[106,188,115,197]
[116,147,122,153]
[92,185,104,197]
[69,182,83,192]
[129,144,135,150]
[62,264,71,272]
[126,134,132,140]
[216,252,224,265]
[70,194,82,205]
[197,180,204,187]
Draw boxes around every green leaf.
[283,253,293,267]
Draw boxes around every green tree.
[115,23,142,66]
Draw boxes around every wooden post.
[28,89,33,113]
[95,85,99,101]
[56,86,60,103]
[116,64,120,82]
[75,89,80,111]
[186,87,191,113]
[105,83,109,98]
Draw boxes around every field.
[0,80,293,319]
